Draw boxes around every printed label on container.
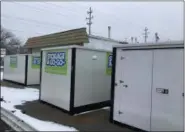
[10,56,17,68]
[106,52,112,75]
[31,56,40,69]
[45,49,68,75]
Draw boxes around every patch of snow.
[102,106,110,110]
[1,86,77,131]
[74,106,110,116]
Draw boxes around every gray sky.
[1,1,184,44]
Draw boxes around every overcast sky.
[1,1,184,44]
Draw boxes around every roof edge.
[88,35,127,44]
[27,27,87,40]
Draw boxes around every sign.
[45,49,68,75]
[1,48,6,56]
[106,52,112,75]
[31,56,40,69]
[10,56,17,68]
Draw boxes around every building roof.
[25,28,89,48]
[88,34,127,44]
[25,28,127,49]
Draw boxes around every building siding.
[84,38,123,51]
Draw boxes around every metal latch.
[115,83,118,86]
[123,84,128,88]
[156,88,169,94]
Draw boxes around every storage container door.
[114,49,153,131]
[151,49,184,131]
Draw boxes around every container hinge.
[115,83,118,86]
[182,93,184,97]
[118,111,123,115]
[120,56,125,60]
[119,80,124,83]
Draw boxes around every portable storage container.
[40,45,112,115]
[3,54,41,85]
[110,41,184,131]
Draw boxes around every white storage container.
[110,41,184,131]
[40,45,112,115]
[3,54,41,85]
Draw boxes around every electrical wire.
[2,2,155,41]
[7,28,44,35]
[10,2,68,17]
[2,14,64,28]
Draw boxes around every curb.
[1,107,38,131]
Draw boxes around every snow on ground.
[1,86,77,131]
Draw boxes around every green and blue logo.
[45,49,68,75]
[31,56,40,69]
[106,52,112,75]
[10,56,17,68]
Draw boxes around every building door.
[114,49,153,131]
[151,49,184,131]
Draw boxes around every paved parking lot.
[1,80,136,131]
[15,100,134,131]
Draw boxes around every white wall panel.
[151,49,184,131]
[74,48,111,107]
[27,54,40,85]
[41,49,72,111]
[113,44,184,131]
[114,49,153,131]
[3,55,26,84]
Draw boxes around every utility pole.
[86,7,93,35]
[134,37,138,43]
[131,37,134,43]
[155,32,160,43]
[143,27,149,43]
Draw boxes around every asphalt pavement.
[0,119,14,132]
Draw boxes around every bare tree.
[1,27,23,55]
[1,27,14,48]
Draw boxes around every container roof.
[114,40,184,49]
[5,54,40,57]
[41,45,112,53]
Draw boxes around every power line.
[86,7,93,35]
[2,17,61,32]
[5,2,146,38]
[11,2,68,17]
[3,27,45,35]
[2,14,64,28]
[42,2,80,15]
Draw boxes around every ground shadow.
[15,100,133,131]
[1,80,40,90]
